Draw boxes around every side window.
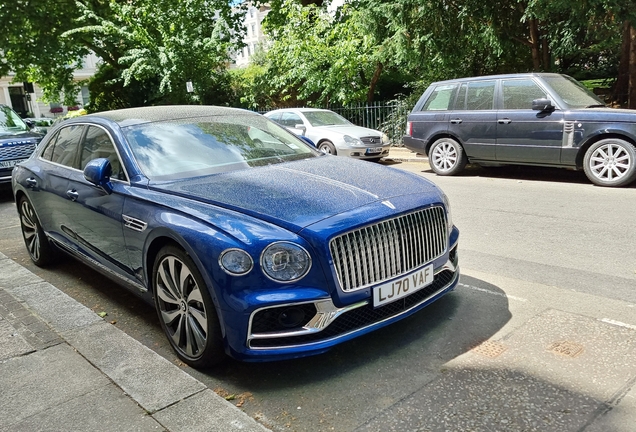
[81,126,127,181]
[40,133,59,161]
[280,112,303,128]
[465,81,496,110]
[49,125,85,168]
[502,79,547,110]
[422,84,458,111]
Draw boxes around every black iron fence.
[256,100,412,146]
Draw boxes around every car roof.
[431,72,566,85]
[84,105,258,127]
[266,108,332,114]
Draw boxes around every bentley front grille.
[329,206,448,292]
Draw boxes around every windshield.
[542,75,605,108]
[303,111,351,127]
[124,114,319,180]
[0,105,29,135]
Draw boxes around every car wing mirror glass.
[532,98,554,111]
[84,158,113,194]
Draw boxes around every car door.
[62,124,132,275]
[33,124,85,240]
[496,78,564,163]
[447,80,497,160]
[279,111,306,137]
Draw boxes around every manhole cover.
[547,341,584,358]
[471,340,507,358]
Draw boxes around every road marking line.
[458,282,528,302]
[600,318,636,331]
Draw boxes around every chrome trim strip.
[122,214,148,232]
[48,236,147,292]
[247,259,459,350]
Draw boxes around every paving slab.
[62,320,206,413]
[9,384,164,432]
[0,316,33,360]
[153,389,270,432]
[0,343,111,427]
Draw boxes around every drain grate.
[471,340,507,358]
[548,341,584,358]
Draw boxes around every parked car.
[265,108,391,161]
[404,73,636,187]
[25,117,56,134]
[0,105,45,184]
[12,106,459,368]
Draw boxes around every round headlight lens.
[219,249,253,276]
[261,242,311,282]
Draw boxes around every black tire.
[318,140,337,155]
[152,245,225,368]
[18,196,55,267]
[429,138,467,176]
[583,138,636,187]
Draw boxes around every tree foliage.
[1,0,245,110]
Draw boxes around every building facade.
[233,4,270,67]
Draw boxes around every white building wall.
[234,4,271,68]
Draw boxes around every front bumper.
[338,144,392,159]
[228,242,460,361]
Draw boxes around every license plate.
[365,147,383,154]
[373,264,434,307]
[0,159,24,169]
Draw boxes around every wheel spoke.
[158,259,181,301]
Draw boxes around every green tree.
[0,0,245,109]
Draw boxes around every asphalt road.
[0,161,634,432]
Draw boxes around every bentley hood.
[154,156,441,233]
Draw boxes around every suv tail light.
[406,121,413,137]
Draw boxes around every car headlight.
[219,249,254,276]
[381,133,390,144]
[441,192,453,235]
[343,135,364,146]
[261,242,311,282]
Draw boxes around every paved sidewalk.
[0,252,269,432]
[385,146,428,163]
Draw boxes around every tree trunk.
[629,26,636,108]
[541,33,550,71]
[614,21,631,106]
[367,61,383,104]
[529,19,541,71]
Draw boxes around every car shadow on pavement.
[424,164,636,188]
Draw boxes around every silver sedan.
[264,108,391,161]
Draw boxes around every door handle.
[25,178,37,188]
[450,118,463,124]
[66,189,79,202]
[498,118,512,124]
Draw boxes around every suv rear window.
[421,84,458,111]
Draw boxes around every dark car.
[12,106,459,368]
[0,104,44,183]
[403,73,636,187]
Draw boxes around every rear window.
[421,84,458,111]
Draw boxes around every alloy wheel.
[20,199,41,261]
[432,141,458,172]
[155,255,208,359]
[588,142,632,183]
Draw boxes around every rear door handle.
[450,118,463,124]
[25,178,37,188]
[66,189,79,202]
[498,118,512,124]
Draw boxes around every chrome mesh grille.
[0,143,37,161]
[329,206,447,292]
[360,136,382,145]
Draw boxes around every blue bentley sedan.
[12,106,459,368]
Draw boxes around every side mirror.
[532,98,555,111]
[24,119,35,129]
[294,124,307,135]
[83,158,113,194]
